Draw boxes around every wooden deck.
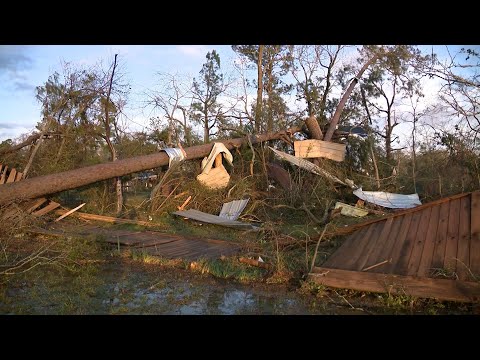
[309,190,480,302]
[39,223,240,261]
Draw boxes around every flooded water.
[0,261,366,315]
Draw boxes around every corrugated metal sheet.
[173,209,259,230]
[162,148,186,168]
[269,147,346,186]
[219,199,249,221]
[353,187,421,209]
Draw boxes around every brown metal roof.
[309,190,480,302]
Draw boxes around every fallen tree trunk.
[0,127,302,205]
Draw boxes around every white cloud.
[176,45,209,57]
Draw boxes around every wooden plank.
[391,209,423,275]
[6,168,17,183]
[0,165,8,184]
[470,191,480,277]
[15,172,23,182]
[406,207,433,276]
[26,198,48,213]
[431,201,451,272]
[32,201,61,217]
[444,198,461,273]
[309,267,480,303]
[322,226,369,268]
[294,140,346,162]
[54,209,156,227]
[369,214,404,274]
[456,196,471,281]
[356,217,395,272]
[338,223,382,271]
[383,214,413,274]
[54,203,86,222]
[417,204,441,278]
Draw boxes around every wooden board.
[406,207,432,276]
[391,210,423,275]
[417,205,441,277]
[360,217,394,272]
[456,196,471,281]
[431,201,451,271]
[32,201,61,216]
[294,140,346,162]
[444,198,461,272]
[6,168,17,183]
[470,191,480,276]
[369,214,403,274]
[0,165,7,184]
[309,267,480,303]
[26,198,48,213]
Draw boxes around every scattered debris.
[294,139,346,162]
[334,202,369,218]
[266,163,292,190]
[219,199,250,221]
[197,143,234,189]
[269,147,347,186]
[177,195,192,211]
[353,187,422,209]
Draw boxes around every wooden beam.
[0,165,8,184]
[294,139,346,162]
[32,201,61,217]
[6,169,17,183]
[55,209,156,227]
[309,266,480,303]
[54,203,86,222]
[26,198,48,213]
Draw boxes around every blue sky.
[0,45,236,141]
[0,45,476,142]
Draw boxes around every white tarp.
[200,143,233,175]
[353,187,422,209]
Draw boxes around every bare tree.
[146,73,194,146]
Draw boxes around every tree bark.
[0,127,302,205]
[305,115,323,140]
[323,53,381,142]
[255,45,264,133]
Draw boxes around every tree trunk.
[0,127,302,205]
[323,53,381,142]
[204,108,209,143]
[22,136,44,179]
[305,115,323,140]
[255,45,264,133]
